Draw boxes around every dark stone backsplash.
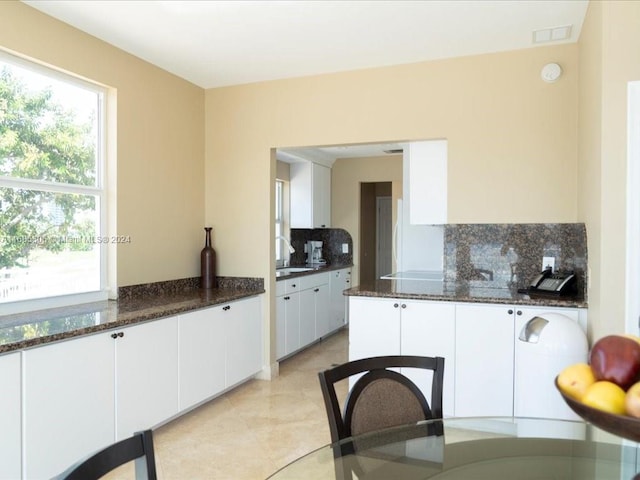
[443,223,587,298]
[290,228,353,266]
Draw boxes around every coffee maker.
[306,240,326,265]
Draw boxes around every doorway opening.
[360,182,393,284]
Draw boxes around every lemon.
[557,363,596,401]
[581,381,626,415]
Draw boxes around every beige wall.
[578,0,640,340]
[205,44,580,365]
[332,155,403,285]
[8,1,621,368]
[0,1,205,289]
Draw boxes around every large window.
[0,51,107,312]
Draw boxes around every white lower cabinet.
[23,333,116,480]
[349,296,585,419]
[116,317,179,440]
[299,288,317,348]
[329,268,351,331]
[349,297,455,415]
[349,297,401,361]
[179,296,262,410]
[276,290,301,359]
[313,283,331,340]
[179,307,226,411]
[454,304,515,417]
[19,294,263,480]
[276,271,336,360]
[0,352,21,480]
[225,296,262,387]
[400,302,456,417]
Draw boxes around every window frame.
[0,49,109,314]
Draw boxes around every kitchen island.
[345,277,588,421]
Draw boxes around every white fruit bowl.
[555,377,640,442]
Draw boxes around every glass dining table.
[267,417,640,479]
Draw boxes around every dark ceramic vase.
[201,227,217,289]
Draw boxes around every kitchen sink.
[276,267,315,277]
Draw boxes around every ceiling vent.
[532,25,572,44]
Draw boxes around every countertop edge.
[344,286,588,309]
[0,288,265,354]
[275,263,353,280]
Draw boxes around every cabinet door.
[406,140,447,224]
[401,301,456,417]
[349,297,401,361]
[283,291,301,357]
[329,269,350,331]
[313,163,331,228]
[0,352,21,480]
[276,294,287,359]
[514,307,582,420]
[179,307,226,411]
[226,296,262,387]
[23,334,115,479]
[290,162,331,228]
[116,317,179,440]
[299,288,316,348]
[290,162,313,228]
[314,283,331,339]
[455,304,514,417]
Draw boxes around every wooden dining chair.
[318,355,445,443]
[51,430,157,480]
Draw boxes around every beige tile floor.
[124,328,348,480]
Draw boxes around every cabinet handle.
[508,309,514,315]
[314,288,319,292]
[111,332,124,339]
[401,304,407,309]
[393,303,399,308]
[292,284,296,288]
[223,305,231,311]
[284,296,290,300]
[516,310,522,316]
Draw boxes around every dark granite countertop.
[0,278,264,354]
[275,263,352,280]
[344,279,587,309]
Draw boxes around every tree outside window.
[0,53,107,309]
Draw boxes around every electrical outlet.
[542,256,555,272]
[342,243,349,254]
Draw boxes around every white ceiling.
[23,0,589,89]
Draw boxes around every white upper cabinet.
[404,140,447,224]
[291,162,331,228]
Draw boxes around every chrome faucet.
[276,235,295,253]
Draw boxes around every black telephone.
[528,267,577,295]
